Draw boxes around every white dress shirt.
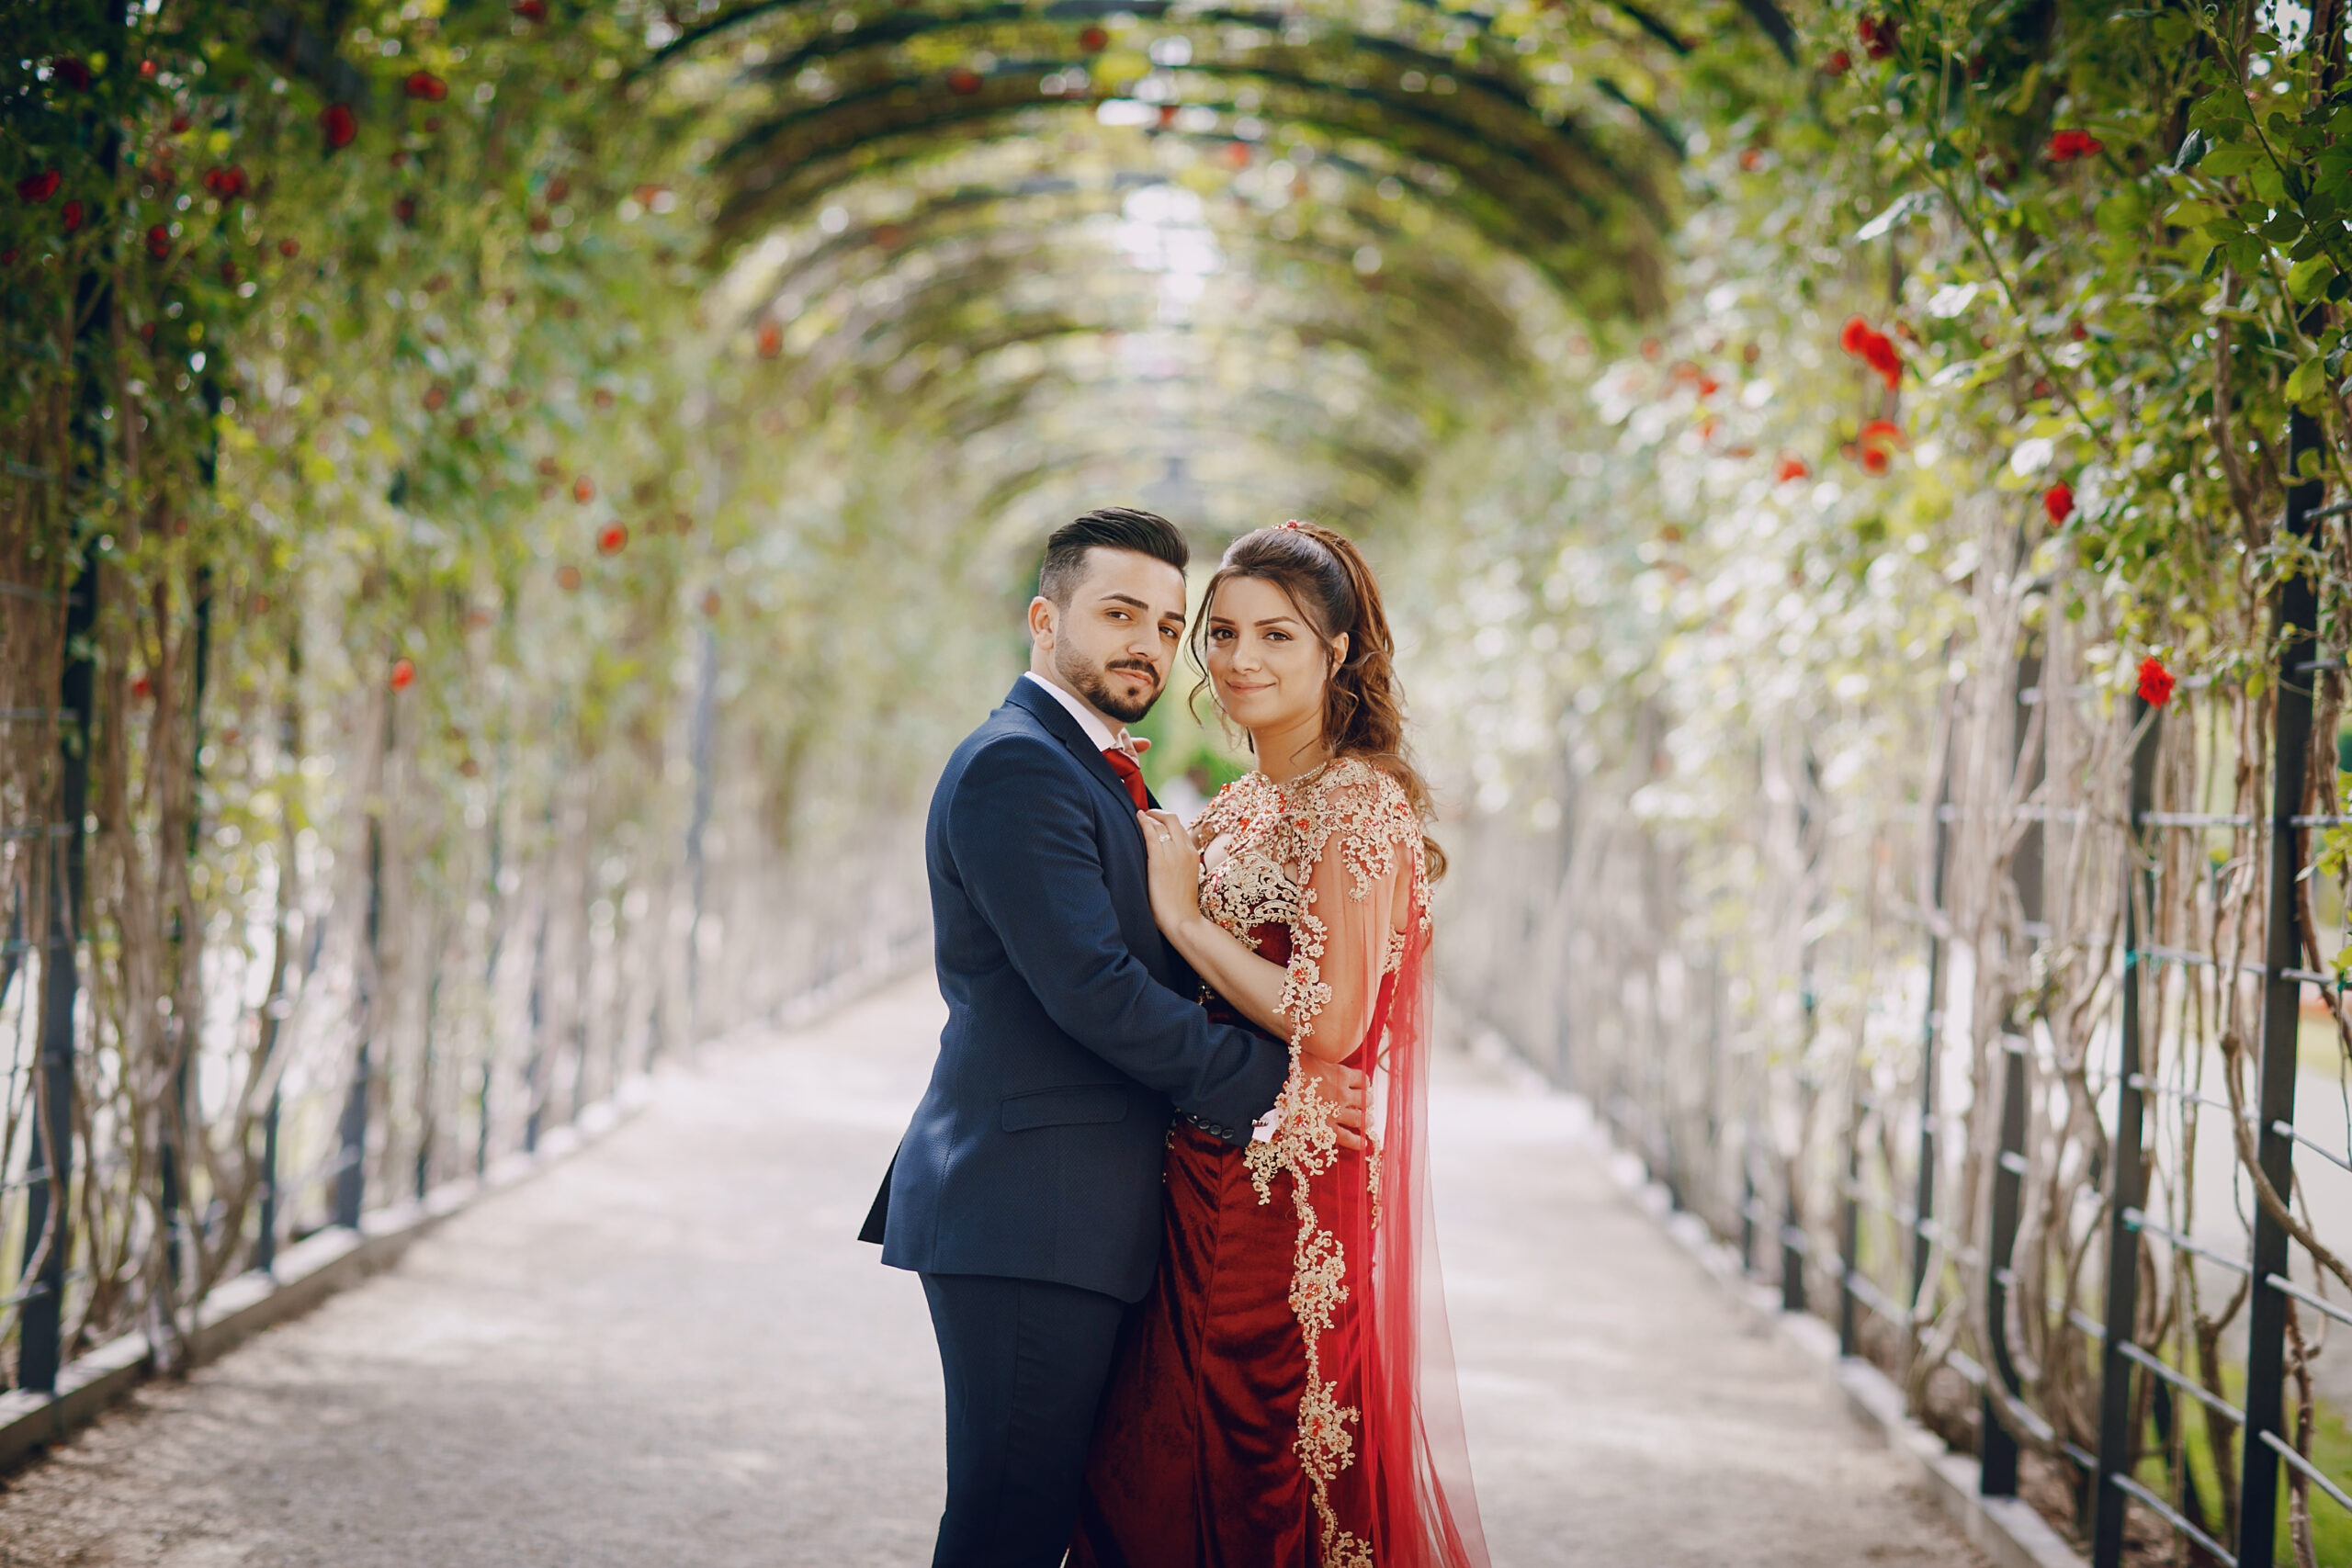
[1023,670,1134,756]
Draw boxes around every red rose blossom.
[278,237,300,258]
[2043,482,2075,524]
[202,164,248,198]
[1080,26,1109,51]
[572,475,595,503]
[390,658,416,692]
[2135,656,2175,708]
[514,0,548,17]
[756,321,783,358]
[404,71,448,102]
[61,199,84,232]
[1824,49,1852,73]
[1775,455,1809,483]
[145,224,169,259]
[597,524,628,555]
[17,169,61,204]
[2048,130,2104,162]
[322,102,357,151]
[1858,15,1897,57]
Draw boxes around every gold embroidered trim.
[1191,758,1426,1568]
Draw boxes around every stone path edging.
[1596,1140,2088,1568]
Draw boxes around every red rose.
[322,102,357,150]
[596,524,628,555]
[404,71,448,102]
[202,164,248,198]
[17,169,61,204]
[390,658,416,692]
[169,113,190,134]
[1775,455,1809,483]
[1080,25,1109,50]
[2043,481,2074,524]
[756,321,783,358]
[947,67,982,95]
[61,199,84,232]
[131,674,153,699]
[277,237,300,257]
[1823,48,1852,73]
[51,58,92,90]
[1738,147,1763,171]
[138,59,157,79]
[145,224,169,259]
[2135,656,2174,707]
[572,475,595,503]
[1861,333,1902,389]
[1839,315,1872,355]
[423,384,448,411]
[2048,130,2104,162]
[1858,15,1897,57]
[514,0,548,17]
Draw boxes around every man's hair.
[1037,507,1190,606]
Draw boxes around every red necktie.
[1102,748,1149,811]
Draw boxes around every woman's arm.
[1136,806,1406,1063]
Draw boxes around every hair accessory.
[1278,518,1306,531]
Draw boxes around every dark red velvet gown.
[1069,917,1396,1568]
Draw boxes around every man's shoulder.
[943,704,1080,790]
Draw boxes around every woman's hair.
[1192,520,1446,880]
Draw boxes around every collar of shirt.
[1022,670,1135,757]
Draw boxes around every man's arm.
[945,737,1283,1141]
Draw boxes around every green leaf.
[2287,355,2326,408]
[2172,127,2211,170]
[2290,254,2337,300]
[2199,147,2262,177]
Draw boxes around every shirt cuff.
[1250,1104,1282,1145]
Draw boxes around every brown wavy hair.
[1191,520,1445,881]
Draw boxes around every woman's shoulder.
[1312,755,1418,827]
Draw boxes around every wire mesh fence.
[1442,476,2350,1566]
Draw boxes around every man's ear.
[1027,595,1057,648]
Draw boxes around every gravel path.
[0,977,1985,1567]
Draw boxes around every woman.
[1069,521,1489,1568]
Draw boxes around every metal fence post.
[18,551,97,1393]
[1838,1089,1862,1357]
[2234,405,2325,1568]
[334,809,384,1230]
[2092,693,2161,1566]
[1982,1032,2029,1497]
[1913,702,1954,1311]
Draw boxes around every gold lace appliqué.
[1190,758,1426,1568]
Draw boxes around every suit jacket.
[869,675,1289,1303]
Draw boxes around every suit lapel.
[1004,677,1158,815]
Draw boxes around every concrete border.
[1595,1140,2087,1568]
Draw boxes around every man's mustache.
[1105,660,1161,685]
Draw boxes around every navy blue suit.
[872,675,1287,1567]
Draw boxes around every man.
[864,507,1369,1567]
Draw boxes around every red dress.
[1069,761,1487,1568]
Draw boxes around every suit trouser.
[921,1271,1130,1568]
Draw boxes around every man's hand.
[1299,1055,1371,1153]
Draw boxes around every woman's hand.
[1136,807,1203,939]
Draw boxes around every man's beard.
[1057,644,1162,726]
